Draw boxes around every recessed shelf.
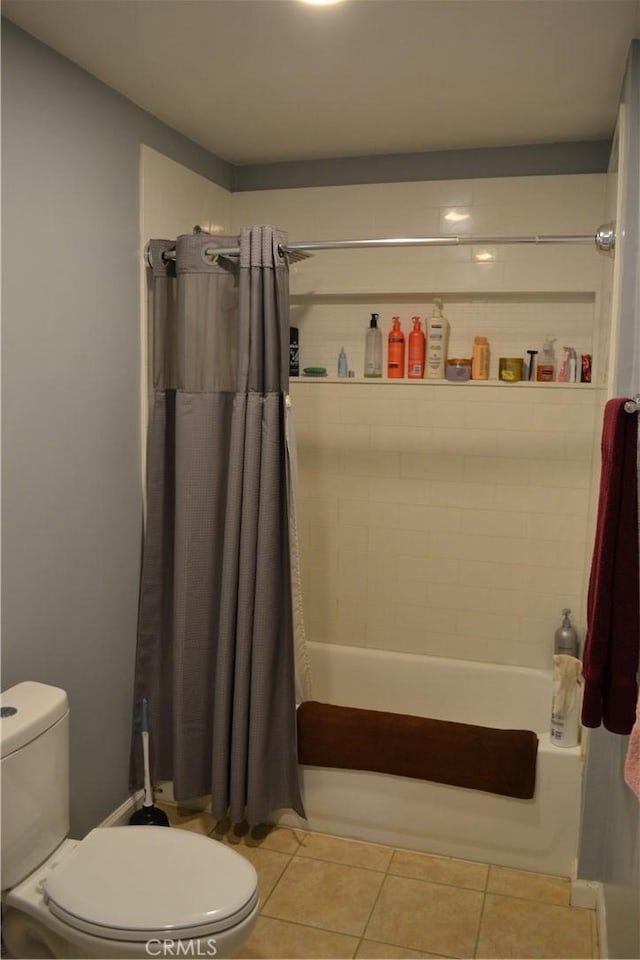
[290,377,601,389]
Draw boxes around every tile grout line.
[471,864,491,959]
[352,840,398,958]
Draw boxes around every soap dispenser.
[554,608,579,658]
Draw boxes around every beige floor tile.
[476,893,594,959]
[210,819,302,854]
[238,916,359,959]
[356,940,443,958]
[247,824,303,854]
[488,865,571,905]
[389,849,488,891]
[365,875,483,958]
[263,856,385,937]
[157,801,215,834]
[226,844,292,902]
[296,831,394,871]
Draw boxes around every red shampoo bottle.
[387,316,405,378]
[408,316,426,379]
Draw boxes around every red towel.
[582,398,639,735]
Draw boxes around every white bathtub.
[279,642,584,877]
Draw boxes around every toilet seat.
[43,826,259,943]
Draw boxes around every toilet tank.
[1,682,70,891]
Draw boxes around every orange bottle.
[387,316,405,378]
[408,316,426,379]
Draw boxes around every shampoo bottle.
[408,316,426,379]
[387,316,405,378]
[426,298,450,379]
[471,336,490,380]
[364,313,383,378]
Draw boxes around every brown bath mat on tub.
[297,701,538,799]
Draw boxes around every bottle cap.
[370,313,379,328]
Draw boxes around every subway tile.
[425,582,494,614]
[431,480,496,509]
[397,504,463,535]
[430,427,498,458]
[423,633,491,662]
[370,424,434,454]
[524,512,588,543]
[457,610,516,643]
[401,452,465,483]
[398,603,457,637]
[458,559,522,590]
[484,640,552,670]
[369,476,432,505]
[340,448,401,479]
[397,555,461,585]
[460,509,529,538]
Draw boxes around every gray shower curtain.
[131,226,304,824]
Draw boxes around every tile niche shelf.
[291,378,600,388]
[290,288,605,388]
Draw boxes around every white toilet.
[1,682,260,959]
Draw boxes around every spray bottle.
[536,337,557,382]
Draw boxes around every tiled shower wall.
[233,175,609,669]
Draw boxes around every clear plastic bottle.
[337,347,348,378]
[364,313,383,378]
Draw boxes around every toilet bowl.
[1,682,260,959]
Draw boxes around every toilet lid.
[44,826,259,942]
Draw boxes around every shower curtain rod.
[146,222,616,266]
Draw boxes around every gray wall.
[1,19,231,837]
[233,141,610,191]
[577,40,640,960]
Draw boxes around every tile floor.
[159,803,599,960]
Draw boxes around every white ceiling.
[3,0,639,166]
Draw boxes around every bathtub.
[278,642,584,877]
